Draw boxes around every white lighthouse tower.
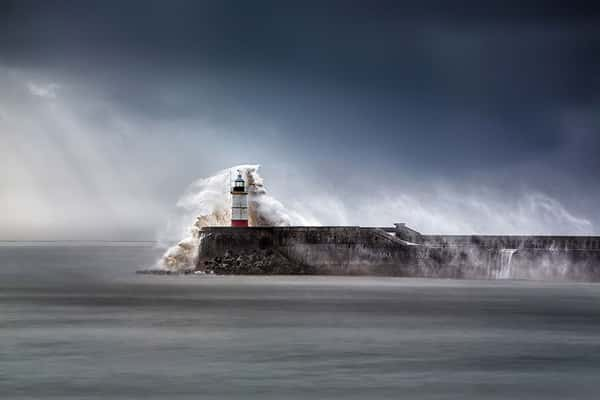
[231,171,249,227]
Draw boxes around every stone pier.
[196,225,600,281]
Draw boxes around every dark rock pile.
[136,269,196,275]
[200,249,314,275]
[136,250,317,276]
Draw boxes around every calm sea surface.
[1,244,600,399]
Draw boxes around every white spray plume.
[158,165,315,270]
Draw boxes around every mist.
[1,1,599,239]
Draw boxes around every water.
[497,249,517,279]
[2,244,600,399]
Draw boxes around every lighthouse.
[231,171,249,227]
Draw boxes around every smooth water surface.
[1,244,600,399]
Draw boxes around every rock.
[249,265,263,274]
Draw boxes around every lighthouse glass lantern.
[231,171,249,227]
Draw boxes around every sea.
[1,243,600,399]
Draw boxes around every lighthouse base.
[231,220,249,227]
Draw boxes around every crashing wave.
[157,165,308,271]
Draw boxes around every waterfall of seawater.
[497,249,517,279]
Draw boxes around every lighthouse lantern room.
[231,171,249,227]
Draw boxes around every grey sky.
[1,1,599,239]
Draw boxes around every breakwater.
[195,225,600,281]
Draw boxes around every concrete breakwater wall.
[197,226,600,280]
[415,230,600,280]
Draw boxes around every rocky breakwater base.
[137,249,312,275]
[202,249,314,275]
[188,225,600,281]
[196,226,415,276]
[137,247,316,276]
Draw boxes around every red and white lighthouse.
[231,171,249,227]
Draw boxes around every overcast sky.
[1,0,599,240]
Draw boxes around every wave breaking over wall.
[157,165,310,271]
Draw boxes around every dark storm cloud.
[1,0,599,237]
[6,1,597,155]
